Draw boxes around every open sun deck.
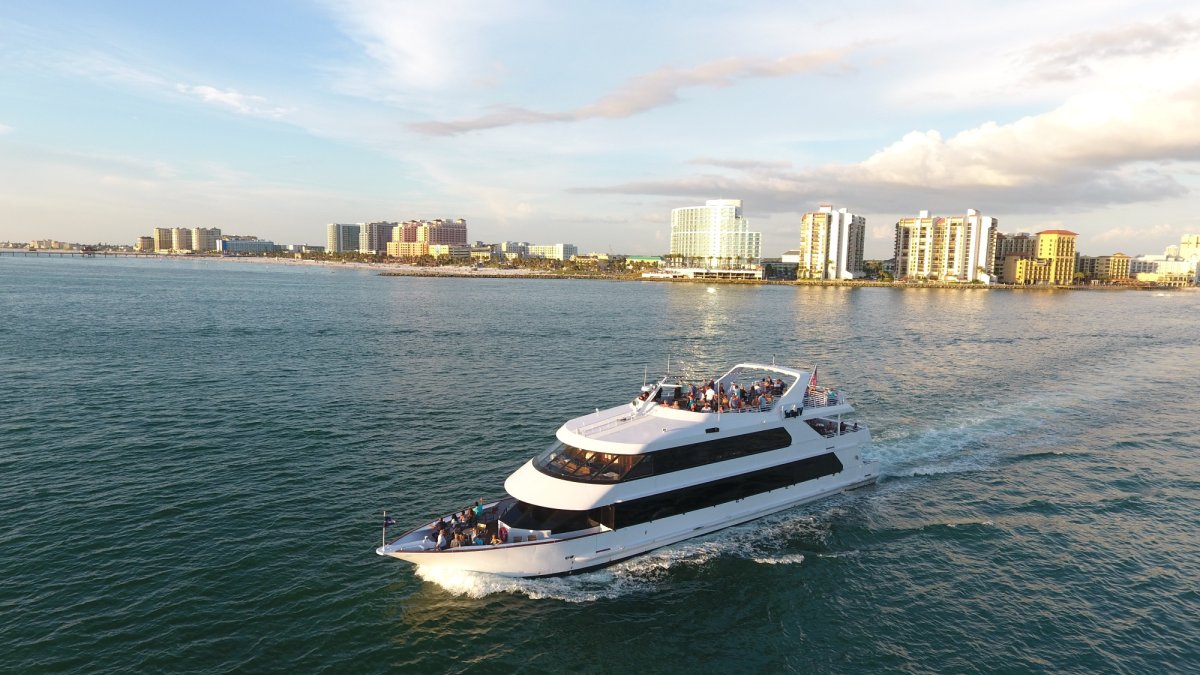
[564,363,853,446]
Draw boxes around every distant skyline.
[2,1,1198,258]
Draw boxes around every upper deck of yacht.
[556,363,856,453]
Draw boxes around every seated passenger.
[471,530,485,546]
[436,530,448,550]
[489,533,502,545]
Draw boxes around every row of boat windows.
[533,428,794,484]
[503,452,845,533]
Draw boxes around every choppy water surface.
[1,256,1197,673]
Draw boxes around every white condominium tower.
[669,199,761,268]
[326,223,362,253]
[798,205,865,279]
[894,209,997,283]
[191,227,221,252]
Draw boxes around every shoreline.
[5,250,1192,290]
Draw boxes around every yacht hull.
[377,462,878,578]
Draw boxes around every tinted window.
[534,428,792,484]
[613,453,843,528]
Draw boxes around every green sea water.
[1,256,1197,673]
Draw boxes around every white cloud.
[175,84,293,118]
[322,0,503,91]
[409,49,852,136]
[1021,14,1200,82]
[1093,222,1175,243]
[0,123,11,135]
[576,83,1200,214]
[857,85,1200,188]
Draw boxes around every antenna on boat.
[381,510,387,549]
[643,365,648,388]
[772,354,776,366]
[667,354,671,374]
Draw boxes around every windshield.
[533,443,652,483]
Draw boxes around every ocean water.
[1,255,1197,673]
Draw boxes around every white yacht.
[376,363,878,578]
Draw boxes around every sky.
[2,0,1199,258]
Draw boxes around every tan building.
[1095,253,1131,281]
[135,236,155,252]
[427,244,470,258]
[171,227,193,252]
[1002,255,1046,285]
[191,227,221,252]
[153,227,173,252]
[998,229,1078,284]
[387,241,429,257]
[1034,230,1078,284]
[993,232,1036,277]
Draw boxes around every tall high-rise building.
[153,227,173,252]
[171,227,193,252]
[999,229,1078,284]
[1034,230,1078,284]
[894,209,996,282]
[669,199,761,268]
[359,221,397,255]
[392,221,421,243]
[191,227,221,252]
[416,219,468,245]
[797,204,865,280]
[993,232,1036,277]
[326,223,362,253]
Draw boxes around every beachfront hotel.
[893,209,997,283]
[527,243,579,261]
[153,227,173,253]
[797,204,865,280]
[384,219,470,257]
[192,227,221,252]
[359,221,397,255]
[326,223,361,253]
[997,230,1078,284]
[668,199,762,270]
[1076,253,1131,282]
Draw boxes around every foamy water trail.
[752,554,806,565]
[869,389,1072,479]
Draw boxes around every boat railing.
[575,411,635,437]
[803,389,845,408]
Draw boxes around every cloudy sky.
[1,0,1198,257]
